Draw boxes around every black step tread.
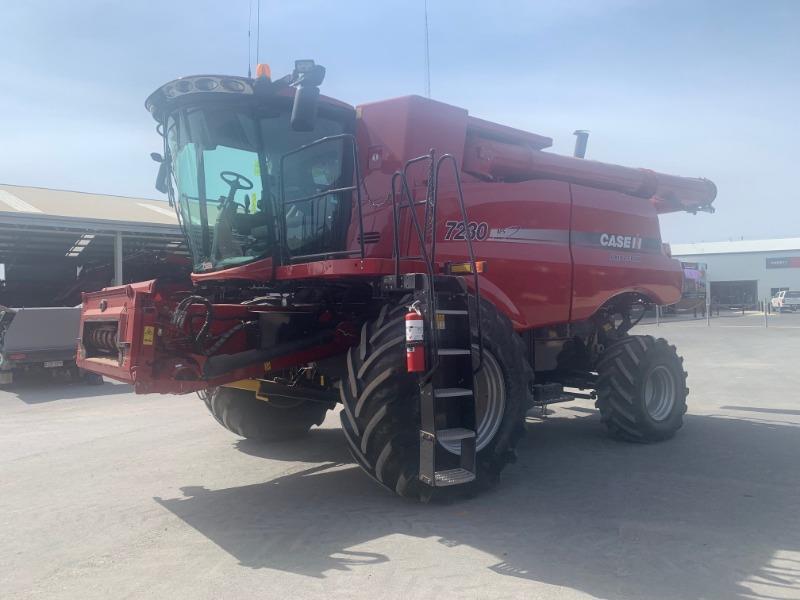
[437,348,471,356]
[434,387,473,398]
[434,468,476,486]
[436,427,476,442]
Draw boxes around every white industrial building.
[672,238,800,307]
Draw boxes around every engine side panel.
[435,179,573,329]
[569,185,683,321]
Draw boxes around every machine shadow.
[721,405,800,417]
[233,428,353,464]
[9,379,132,404]
[155,411,800,599]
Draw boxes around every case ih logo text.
[600,233,644,250]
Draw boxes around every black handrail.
[402,150,437,252]
[434,153,483,372]
[390,149,485,378]
[278,133,365,264]
[390,169,433,278]
[390,151,437,283]
[390,157,442,376]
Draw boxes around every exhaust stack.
[573,130,590,158]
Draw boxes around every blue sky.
[1,0,798,243]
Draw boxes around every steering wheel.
[219,171,254,213]
[220,171,253,191]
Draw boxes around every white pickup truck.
[771,290,800,312]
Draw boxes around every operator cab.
[145,61,357,274]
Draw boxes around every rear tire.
[339,298,532,500]
[202,386,331,442]
[596,335,688,442]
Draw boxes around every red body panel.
[569,186,682,321]
[434,180,573,328]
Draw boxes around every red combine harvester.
[78,61,716,499]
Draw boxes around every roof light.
[194,77,218,91]
[146,76,255,118]
[65,234,95,257]
[221,78,246,92]
[255,63,271,79]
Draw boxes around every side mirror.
[290,63,326,132]
[152,153,169,194]
[291,84,320,132]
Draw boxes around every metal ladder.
[388,150,483,487]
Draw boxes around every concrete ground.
[2,320,799,599]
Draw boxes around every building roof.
[0,183,184,265]
[672,237,800,256]
[0,183,179,233]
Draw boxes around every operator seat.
[212,198,270,261]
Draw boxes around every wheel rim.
[643,364,676,421]
[439,346,506,454]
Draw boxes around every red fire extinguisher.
[405,303,425,373]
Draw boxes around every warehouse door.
[710,280,758,309]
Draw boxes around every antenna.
[256,0,261,65]
[247,0,252,77]
[423,0,431,97]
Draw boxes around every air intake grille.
[359,232,380,244]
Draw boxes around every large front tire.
[596,335,688,442]
[202,387,331,442]
[339,299,532,500]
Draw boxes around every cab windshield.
[166,104,347,271]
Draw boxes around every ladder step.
[434,387,473,398]
[435,309,468,315]
[437,348,471,356]
[434,468,476,486]
[437,428,476,443]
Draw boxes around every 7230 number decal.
[444,220,489,241]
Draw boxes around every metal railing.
[389,149,484,373]
[278,133,365,264]
[646,300,799,329]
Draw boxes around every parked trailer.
[0,306,102,386]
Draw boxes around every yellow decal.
[223,379,260,392]
[142,325,154,345]
[436,313,446,330]
[254,160,260,176]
